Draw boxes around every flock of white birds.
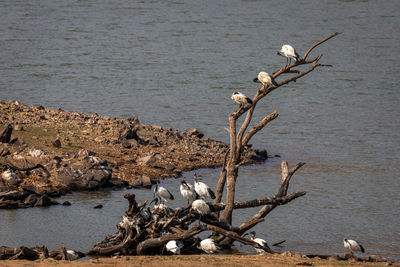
[231,44,299,107]
[152,173,366,256]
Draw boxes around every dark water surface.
[1,0,399,260]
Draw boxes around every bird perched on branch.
[253,72,278,88]
[193,173,215,200]
[200,238,221,254]
[245,231,270,254]
[231,91,252,107]
[278,44,300,66]
[343,238,365,256]
[166,240,184,255]
[154,184,174,204]
[191,199,210,225]
[191,199,210,215]
[180,180,198,204]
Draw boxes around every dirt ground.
[0,254,397,267]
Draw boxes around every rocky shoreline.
[0,100,267,209]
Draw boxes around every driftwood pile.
[88,161,305,256]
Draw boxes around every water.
[1,0,400,260]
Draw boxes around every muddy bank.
[0,248,396,266]
[0,100,267,208]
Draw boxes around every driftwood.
[87,33,341,256]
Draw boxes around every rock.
[119,125,138,140]
[163,161,176,170]
[106,178,128,188]
[94,136,107,143]
[130,178,143,188]
[94,204,103,209]
[52,138,61,148]
[54,156,112,191]
[141,176,152,188]
[35,195,52,207]
[186,128,204,138]
[121,139,132,148]
[137,154,158,167]
[369,255,386,262]
[62,201,71,206]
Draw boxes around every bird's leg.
[285,57,288,67]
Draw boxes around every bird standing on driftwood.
[180,180,197,204]
[253,71,278,88]
[245,231,270,254]
[231,92,253,107]
[191,199,210,225]
[199,238,221,254]
[278,44,300,66]
[193,173,216,200]
[166,240,184,255]
[343,238,365,256]
[154,184,174,204]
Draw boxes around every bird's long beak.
[253,77,260,83]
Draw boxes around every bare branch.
[214,149,229,206]
[303,32,342,60]
[210,191,306,212]
[207,225,273,253]
[241,110,278,147]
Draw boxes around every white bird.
[154,184,174,204]
[343,238,365,256]
[231,92,253,107]
[278,44,300,66]
[193,173,216,200]
[166,240,184,255]
[191,199,210,215]
[1,169,17,185]
[200,238,221,254]
[247,231,270,254]
[180,180,197,204]
[253,72,278,88]
[66,249,85,261]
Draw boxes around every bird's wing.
[207,187,216,199]
[168,189,174,200]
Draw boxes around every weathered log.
[136,224,204,255]
[207,225,272,253]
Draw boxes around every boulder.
[186,128,204,138]
[137,154,158,167]
[54,156,112,191]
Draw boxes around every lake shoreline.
[0,99,268,209]
[0,253,397,266]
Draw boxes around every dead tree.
[88,32,341,256]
